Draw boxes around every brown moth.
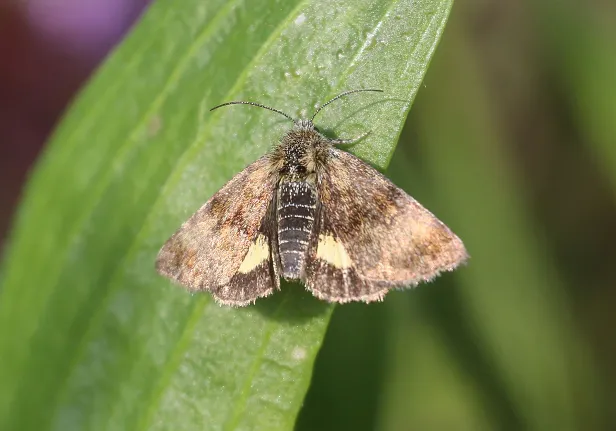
[156,89,468,306]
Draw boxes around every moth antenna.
[311,89,383,122]
[210,101,295,123]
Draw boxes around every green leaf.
[0,0,452,430]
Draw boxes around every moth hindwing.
[156,89,468,306]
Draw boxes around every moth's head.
[294,119,316,131]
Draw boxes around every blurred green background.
[1,0,615,430]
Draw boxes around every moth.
[156,89,468,306]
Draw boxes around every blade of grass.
[533,0,616,196]
[0,0,453,430]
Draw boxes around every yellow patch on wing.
[237,234,270,274]
[316,234,353,269]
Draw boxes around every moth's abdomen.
[277,180,317,280]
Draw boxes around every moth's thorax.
[271,121,331,177]
[276,177,318,280]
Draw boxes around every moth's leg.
[329,130,371,146]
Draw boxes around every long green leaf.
[0,0,452,430]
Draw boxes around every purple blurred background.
[0,1,150,242]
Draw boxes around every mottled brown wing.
[156,156,280,306]
[305,148,468,303]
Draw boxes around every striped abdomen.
[277,179,317,280]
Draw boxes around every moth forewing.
[155,155,278,304]
[207,203,280,306]
[303,148,468,303]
